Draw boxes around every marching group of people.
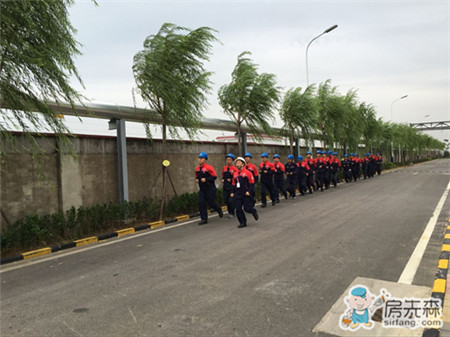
[195,151,383,228]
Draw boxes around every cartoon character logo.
[339,286,388,331]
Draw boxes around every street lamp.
[390,94,408,162]
[305,24,338,87]
[390,95,408,121]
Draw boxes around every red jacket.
[245,162,259,178]
[259,161,276,181]
[231,168,255,197]
[195,163,217,190]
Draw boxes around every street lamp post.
[390,95,408,162]
[306,24,338,87]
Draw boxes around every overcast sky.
[65,0,449,142]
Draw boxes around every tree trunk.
[237,116,242,156]
[159,120,167,220]
[289,129,294,154]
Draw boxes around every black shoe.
[261,204,267,208]
[218,209,223,218]
[238,223,247,228]
[198,220,207,225]
[272,201,276,206]
[276,200,280,204]
[253,210,259,221]
[292,196,296,200]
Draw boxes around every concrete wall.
[0,133,291,227]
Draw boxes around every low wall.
[0,133,292,227]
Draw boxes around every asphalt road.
[1,159,449,337]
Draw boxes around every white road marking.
[398,180,450,284]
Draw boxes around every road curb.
[423,219,450,337]
[0,212,206,265]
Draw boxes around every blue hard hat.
[226,153,235,160]
[287,154,294,160]
[261,152,269,158]
[321,150,326,154]
[328,150,333,155]
[376,152,380,155]
[198,152,208,159]
[368,152,371,155]
[316,150,321,154]
[273,154,280,159]
[355,153,358,156]
[297,155,303,161]
[344,154,348,157]
[333,152,338,156]
[306,151,312,155]
[349,152,353,156]
[244,152,252,158]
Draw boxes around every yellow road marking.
[176,215,190,222]
[438,259,449,269]
[432,278,446,293]
[75,236,98,247]
[22,247,52,260]
[149,221,164,229]
[116,228,135,237]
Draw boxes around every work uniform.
[273,162,288,201]
[245,163,259,183]
[222,164,238,216]
[323,157,331,189]
[368,155,375,178]
[259,161,277,206]
[350,157,359,181]
[316,157,326,191]
[306,158,316,193]
[195,163,222,221]
[329,156,341,187]
[376,155,382,175]
[296,161,310,195]
[362,156,368,179]
[231,168,257,226]
[285,161,297,198]
[342,158,353,183]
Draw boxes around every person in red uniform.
[305,151,315,194]
[259,152,277,207]
[222,153,238,218]
[244,152,259,183]
[273,154,288,202]
[230,157,259,228]
[195,152,223,225]
[296,155,310,196]
[330,151,342,187]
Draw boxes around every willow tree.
[218,52,280,154]
[133,23,217,219]
[315,80,341,148]
[280,85,318,153]
[0,0,87,158]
